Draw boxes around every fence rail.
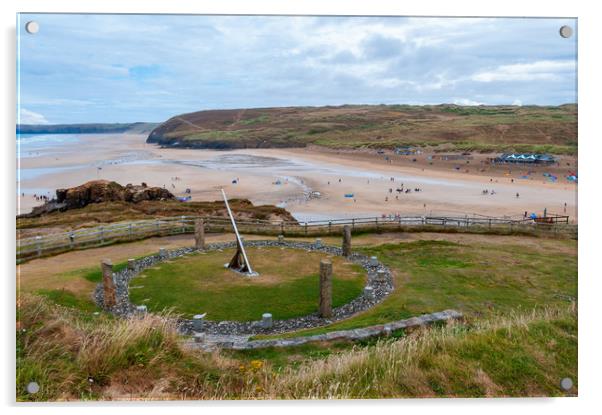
[16,214,576,262]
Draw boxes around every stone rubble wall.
[187,309,463,351]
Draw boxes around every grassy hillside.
[17,294,577,400]
[17,199,296,235]
[147,104,577,154]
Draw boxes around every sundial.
[221,188,258,277]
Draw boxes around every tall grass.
[262,306,577,398]
[17,295,231,400]
[17,295,577,400]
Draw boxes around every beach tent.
[344,193,354,198]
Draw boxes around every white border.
[2,1,600,414]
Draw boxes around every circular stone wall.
[94,240,394,335]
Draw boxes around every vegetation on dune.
[147,104,577,154]
[129,247,366,320]
[16,294,577,400]
[17,199,296,234]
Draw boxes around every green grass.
[149,104,577,154]
[129,247,366,320]
[17,294,223,401]
[36,289,98,313]
[17,294,577,400]
[257,239,577,338]
[268,307,577,398]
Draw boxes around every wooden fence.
[16,214,576,262]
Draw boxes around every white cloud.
[19,108,49,124]
[512,99,523,106]
[18,15,577,122]
[453,98,484,106]
[472,60,574,82]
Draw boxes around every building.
[494,153,556,164]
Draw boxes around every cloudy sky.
[17,14,577,124]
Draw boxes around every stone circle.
[93,240,395,336]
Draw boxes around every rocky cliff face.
[55,180,174,208]
[22,180,174,217]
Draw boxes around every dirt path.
[17,233,272,293]
[18,231,575,296]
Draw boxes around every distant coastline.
[17,122,158,135]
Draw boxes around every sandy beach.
[17,133,578,222]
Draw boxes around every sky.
[17,14,577,124]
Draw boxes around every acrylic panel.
[16,13,577,401]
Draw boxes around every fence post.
[305,222,308,235]
[181,216,186,233]
[35,236,42,257]
[155,219,160,235]
[319,259,333,318]
[352,218,355,230]
[488,219,492,229]
[129,223,133,238]
[101,259,116,309]
[342,225,352,257]
[69,232,75,249]
[281,221,284,235]
[328,221,332,234]
[195,219,205,250]
[99,226,104,244]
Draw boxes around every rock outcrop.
[22,180,174,217]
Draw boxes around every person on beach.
[516,192,520,198]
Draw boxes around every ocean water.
[17,133,82,158]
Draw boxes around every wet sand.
[17,133,578,222]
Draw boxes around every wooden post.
[35,236,42,257]
[319,259,333,318]
[195,219,205,250]
[127,258,136,271]
[101,259,116,308]
[342,225,352,257]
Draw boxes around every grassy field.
[17,294,577,400]
[23,232,576,328]
[256,238,577,338]
[17,231,578,400]
[147,104,577,155]
[129,247,366,320]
